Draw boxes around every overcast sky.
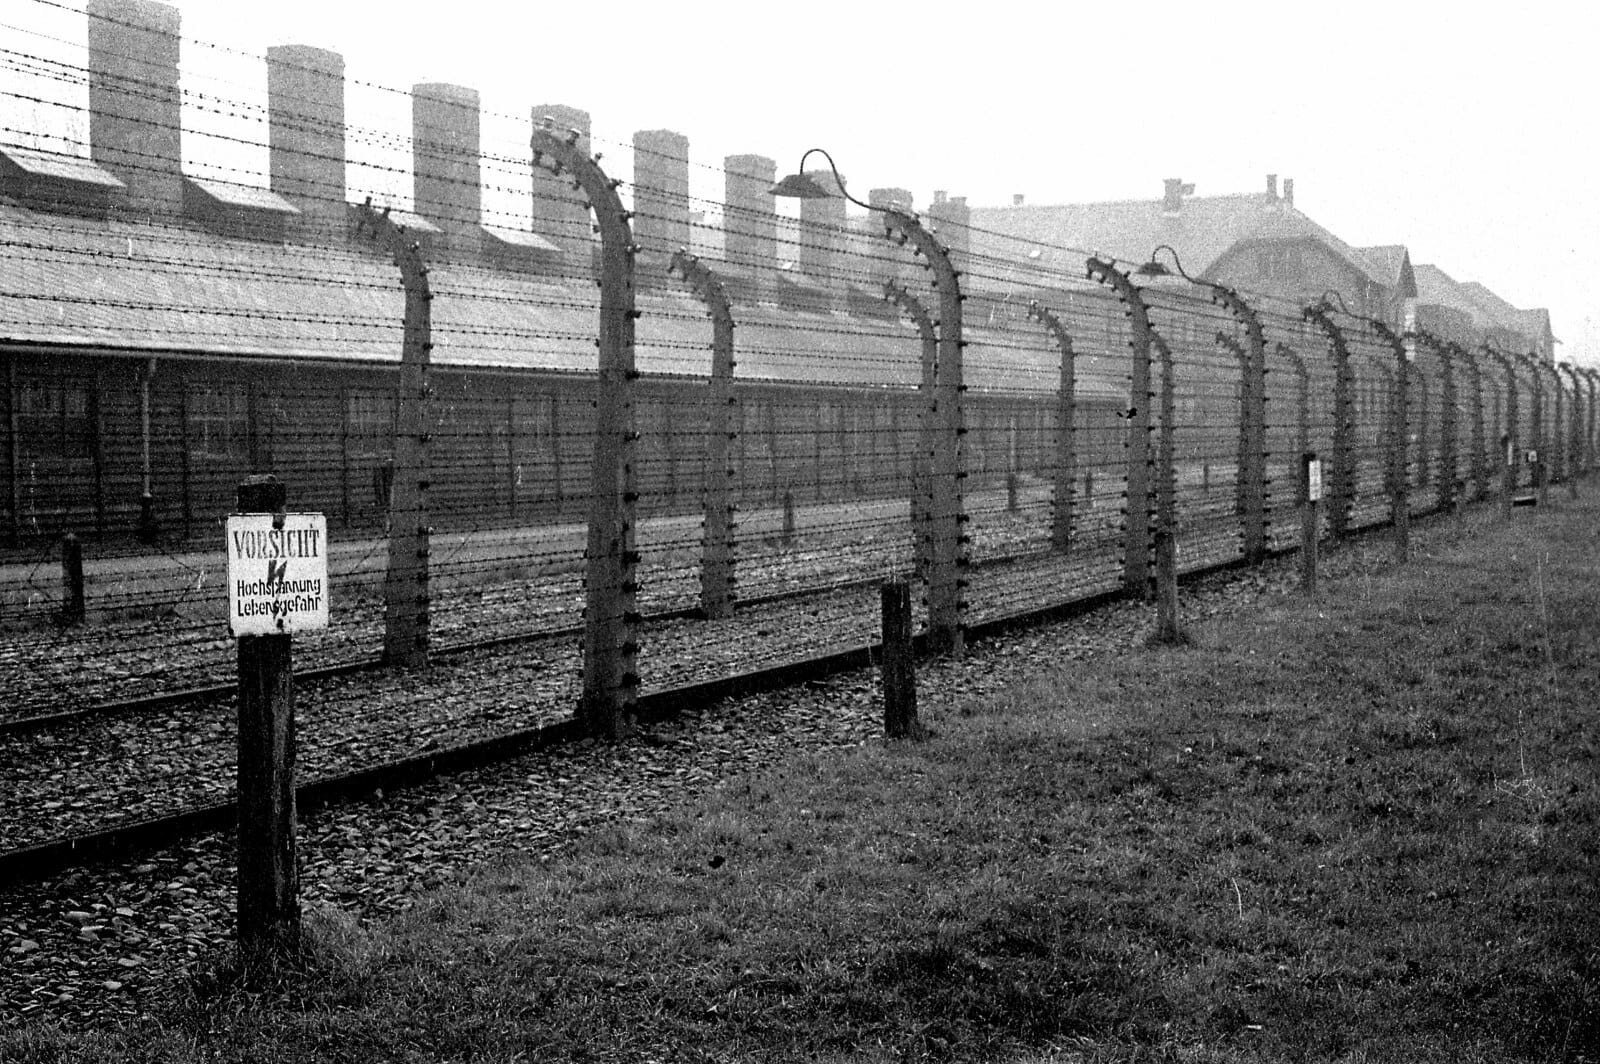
[5,0,1597,364]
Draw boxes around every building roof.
[966,185,1396,295]
[1413,265,1557,352]
[1413,264,1491,325]
[356,202,442,235]
[0,201,1121,401]
[0,145,124,190]
[1356,245,1418,298]
[184,177,299,215]
[481,224,562,253]
[1456,282,1556,346]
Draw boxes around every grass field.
[7,497,1599,1062]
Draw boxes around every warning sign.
[225,513,330,637]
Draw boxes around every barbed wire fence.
[1,0,1597,855]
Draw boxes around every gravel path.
[2,535,1133,853]
[0,484,1129,724]
[0,513,1449,1029]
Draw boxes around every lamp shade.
[770,171,833,199]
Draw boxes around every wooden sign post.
[227,475,328,965]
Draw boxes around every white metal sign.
[226,513,330,637]
[1307,459,1324,503]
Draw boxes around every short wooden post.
[1534,449,1548,508]
[880,580,921,739]
[1301,452,1320,594]
[59,533,85,625]
[781,488,796,548]
[1501,435,1515,517]
[234,475,300,966]
[135,491,159,545]
[1153,525,1181,644]
[1006,471,1019,513]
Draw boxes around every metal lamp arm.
[794,147,873,212]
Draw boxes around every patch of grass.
[7,500,1600,1062]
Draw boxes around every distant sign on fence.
[1307,458,1323,504]
[225,513,330,637]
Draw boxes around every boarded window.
[345,390,394,459]
[187,385,249,460]
[17,378,94,460]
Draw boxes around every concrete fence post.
[1087,258,1153,598]
[1557,363,1582,497]
[884,281,938,580]
[1152,330,1178,543]
[1486,348,1519,513]
[1028,301,1077,555]
[1151,328,1182,643]
[1456,342,1488,501]
[669,250,738,620]
[1208,288,1268,564]
[1216,333,1249,523]
[1415,332,1458,510]
[1512,351,1547,508]
[534,121,640,739]
[1303,303,1355,539]
[354,201,433,669]
[1371,321,1410,562]
[1581,368,1600,474]
[883,213,968,658]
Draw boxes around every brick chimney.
[1162,178,1187,215]
[88,0,182,219]
[724,154,775,271]
[927,192,971,267]
[1266,173,1278,198]
[632,129,690,263]
[267,45,345,241]
[1283,178,1295,209]
[865,187,914,287]
[531,104,591,258]
[869,187,913,212]
[412,82,481,254]
[723,154,774,304]
[799,167,846,305]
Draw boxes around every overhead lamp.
[771,147,873,212]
